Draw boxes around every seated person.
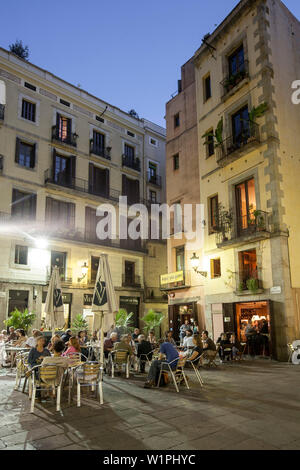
[14,329,28,347]
[137,334,153,373]
[218,333,231,361]
[201,331,216,362]
[147,330,157,348]
[61,329,72,344]
[26,329,43,349]
[132,328,140,343]
[41,340,70,380]
[47,334,61,352]
[6,327,18,342]
[229,333,242,360]
[78,330,89,358]
[144,338,179,389]
[104,332,118,358]
[113,334,134,356]
[182,329,194,351]
[62,336,81,357]
[186,335,203,363]
[28,336,51,369]
[0,330,8,342]
[165,330,177,346]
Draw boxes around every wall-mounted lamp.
[33,287,38,300]
[190,253,208,277]
[78,262,88,283]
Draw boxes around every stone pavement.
[0,360,300,450]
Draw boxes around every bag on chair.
[156,370,170,387]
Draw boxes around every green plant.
[71,314,89,333]
[140,309,164,334]
[238,282,244,292]
[115,308,134,333]
[202,117,223,148]
[246,278,259,292]
[248,102,268,124]
[9,39,29,60]
[4,308,36,333]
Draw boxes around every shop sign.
[224,317,231,323]
[83,294,93,305]
[270,286,281,294]
[160,271,184,286]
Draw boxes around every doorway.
[8,290,29,316]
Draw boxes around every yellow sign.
[160,271,184,286]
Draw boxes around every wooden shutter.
[223,303,236,334]
[105,169,109,197]
[15,138,20,163]
[122,174,127,196]
[52,149,57,180]
[88,163,94,193]
[70,155,76,181]
[45,197,53,224]
[30,144,36,169]
[69,202,75,228]
[30,194,37,219]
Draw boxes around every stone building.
[0,47,167,333]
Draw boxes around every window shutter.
[30,144,36,169]
[89,163,94,193]
[31,194,37,219]
[70,155,76,184]
[52,149,57,180]
[15,138,20,163]
[69,202,75,229]
[122,174,127,196]
[105,169,109,197]
[45,197,52,223]
[67,118,72,137]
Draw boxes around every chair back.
[176,356,187,369]
[112,349,129,364]
[40,365,60,386]
[68,352,82,367]
[80,362,101,383]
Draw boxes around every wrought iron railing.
[220,60,249,97]
[216,209,270,245]
[147,171,162,187]
[0,104,4,121]
[51,125,77,147]
[122,154,141,172]
[216,122,260,165]
[89,141,111,160]
[144,287,168,302]
[122,274,141,288]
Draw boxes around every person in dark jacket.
[61,329,72,344]
[137,335,153,373]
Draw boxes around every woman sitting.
[62,336,81,357]
[230,334,242,360]
[185,335,203,364]
[165,330,177,346]
[78,330,89,358]
[14,329,28,347]
[218,333,232,362]
[47,334,62,352]
[28,336,51,369]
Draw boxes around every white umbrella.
[92,253,118,404]
[44,266,65,334]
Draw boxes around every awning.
[169,296,201,306]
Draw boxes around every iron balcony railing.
[0,104,4,121]
[122,274,142,288]
[51,125,77,147]
[122,154,141,172]
[47,266,73,284]
[147,171,162,187]
[220,60,249,97]
[216,210,270,245]
[216,122,260,165]
[144,287,168,302]
[44,169,120,202]
[89,140,111,160]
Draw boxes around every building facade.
[165,0,300,360]
[0,47,167,333]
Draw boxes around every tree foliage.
[71,314,89,333]
[140,309,164,333]
[9,40,29,60]
[115,308,134,333]
[4,308,36,333]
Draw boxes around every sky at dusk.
[1,0,300,127]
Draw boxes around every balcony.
[44,169,120,202]
[221,60,249,99]
[122,274,142,288]
[216,210,271,248]
[122,154,141,172]
[89,140,111,160]
[47,266,73,285]
[52,125,77,148]
[160,270,191,291]
[147,171,162,187]
[0,104,4,122]
[216,122,260,167]
[144,287,168,303]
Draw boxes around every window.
[209,195,219,234]
[15,245,28,265]
[239,249,257,290]
[89,163,109,197]
[232,106,250,145]
[127,130,135,138]
[173,154,179,170]
[60,99,70,107]
[204,75,212,101]
[124,143,135,159]
[11,189,36,219]
[92,130,105,154]
[148,161,157,183]
[174,113,180,128]
[51,251,67,280]
[96,116,104,123]
[85,207,111,243]
[54,154,72,187]
[235,178,256,234]
[149,190,157,203]
[45,197,75,229]
[210,258,221,279]
[229,45,245,77]
[175,246,185,272]
[21,99,36,122]
[122,175,140,205]
[15,139,35,168]
[204,130,214,157]
[57,113,72,142]
[150,137,157,147]
[173,201,182,234]
[124,261,135,286]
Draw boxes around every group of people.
[241,319,270,356]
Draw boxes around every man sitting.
[113,334,134,356]
[6,327,18,342]
[104,332,118,359]
[136,334,153,373]
[201,331,216,363]
[26,329,43,348]
[182,329,194,351]
[132,328,140,343]
[144,338,179,389]
[61,329,72,344]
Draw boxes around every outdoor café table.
[5,346,29,372]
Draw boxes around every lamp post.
[190,253,208,278]
[78,262,88,283]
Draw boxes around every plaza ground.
[0,360,299,450]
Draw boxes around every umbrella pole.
[99,310,104,405]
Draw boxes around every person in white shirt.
[182,329,194,350]
[25,330,43,348]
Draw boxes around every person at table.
[14,329,28,347]
[147,330,157,348]
[78,330,89,359]
[137,334,153,373]
[229,333,242,360]
[25,329,43,349]
[41,340,70,371]
[104,332,118,358]
[0,330,8,342]
[6,326,18,342]
[91,330,99,342]
[182,329,194,351]
[186,335,203,363]
[144,338,179,389]
[165,330,177,346]
[28,336,51,368]
[193,321,199,335]
[114,334,134,356]
[132,328,140,343]
[62,336,81,357]
[218,333,231,361]
[61,329,72,344]
[179,320,191,345]
[47,334,62,352]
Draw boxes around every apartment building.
[0,47,167,332]
[194,0,300,360]
[164,58,205,340]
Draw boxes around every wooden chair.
[109,350,130,378]
[74,362,102,407]
[30,364,64,413]
[157,356,190,393]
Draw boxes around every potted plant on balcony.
[253,209,266,231]
[246,278,259,293]
[202,118,224,160]
[247,102,268,143]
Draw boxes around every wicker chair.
[29,364,65,413]
[74,361,103,407]
[109,350,130,378]
[186,357,204,386]
[157,356,190,393]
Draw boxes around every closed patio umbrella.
[44,266,65,334]
[92,253,118,404]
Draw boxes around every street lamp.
[78,262,88,283]
[190,253,208,277]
